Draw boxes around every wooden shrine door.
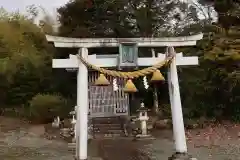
[88,72,129,117]
[89,86,129,118]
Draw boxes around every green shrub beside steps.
[28,94,67,124]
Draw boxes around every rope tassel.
[123,79,138,93]
[94,74,110,86]
[151,69,165,82]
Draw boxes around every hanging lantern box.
[118,42,138,70]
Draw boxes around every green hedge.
[28,94,67,123]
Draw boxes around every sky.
[1,0,216,28]
[1,0,70,16]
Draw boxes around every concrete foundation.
[168,152,197,160]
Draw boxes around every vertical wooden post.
[152,48,159,115]
[153,86,159,114]
[76,47,89,160]
[167,47,187,153]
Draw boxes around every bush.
[28,94,67,123]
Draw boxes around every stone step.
[93,129,124,134]
[68,142,76,149]
[93,128,123,133]
[93,133,124,139]
[93,124,122,129]
[92,116,121,120]
[92,117,123,124]
[67,142,76,153]
[93,120,121,124]
[93,122,122,125]
[91,117,126,138]
[93,123,122,126]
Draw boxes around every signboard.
[118,43,138,69]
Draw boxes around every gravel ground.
[143,129,240,160]
[0,129,74,160]
[141,138,240,160]
[1,129,240,160]
[1,117,240,160]
[98,139,150,160]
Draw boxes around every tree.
[0,8,55,105]
[56,0,240,121]
[199,0,240,31]
[179,0,240,120]
[57,0,201,38]
[57,0,202,115]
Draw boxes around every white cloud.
[1,0,70,27]
[1,0,69,14]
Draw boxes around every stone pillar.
[76,47,88,160]
[140,115,148,135]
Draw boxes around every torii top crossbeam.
[46,33,203,48]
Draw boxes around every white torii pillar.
[76,48,88,160]
[167,47,188,153]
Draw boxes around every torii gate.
[46,34,203,160]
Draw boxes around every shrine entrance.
[88,72,129,118]
[46,33,203,160]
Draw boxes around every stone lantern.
[70,108,77,142]
[52,116,60,128]
[135,102,152,139]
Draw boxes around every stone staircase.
[91,116,126,138]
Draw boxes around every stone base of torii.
[169,153,198,160]
[46,34,203,160]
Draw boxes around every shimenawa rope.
[77,54,173,79]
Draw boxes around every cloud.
[1,0,70,27]
[1,0,69,14]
